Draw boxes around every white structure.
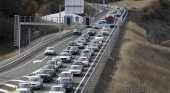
[42,11,83,23]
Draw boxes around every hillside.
[0,1,99,62]
[86,0,170,93]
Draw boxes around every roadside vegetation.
[85,0,170,93]
[0,0,99,62]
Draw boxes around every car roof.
[61,71,71,73]
[70,65,80,67]
[30,75,40,78]
[51,84,64,87]
[60,77,71,79]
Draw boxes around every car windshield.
[68,42,77,46]
[47,47,54,50]
[90,44,97,47]
[43,65,52,69]
[60,79,69,84]
[51,87,63,91]
[77,41,82,43]
[78,58,86,61]
[67,47,76,50]
[70,66,80,69]
[18,83,29,88]
[59,73,71,77]
[39,69,50,74]
[97,34,102,37]
[17,90,27,93]
[73,62,83,65]
[47,60,55,65]
[52,58,60,61]
[29,77,39,82]
[83,50,89,53]
[60,53,69,56]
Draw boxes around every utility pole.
[59,5,62,35]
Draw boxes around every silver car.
[51,57,63,67]
[72,61,84,71]
[75,40,84,49]
[47,85,66,93]
[46,60,59,71]
[69,65,82,76]
[15,82,33,93]
[27,76,43,89]
[56,71,74,83]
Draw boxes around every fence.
[80,9,128,93]
[0,9,109,70]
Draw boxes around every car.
[74,56,89,67]
[37,69,53,82]
[42,64,57,76]
[27,76,43,89]
[68,41,78,46]
[87,28,95,36]
[68,65,83,76]
[44,47,56,55]
[81,49,92,56]
[46,60,59,71]
[15,82,33,93]
[81,33,89,42]
[102,28,110,35]
[57,77,73,92]
[51,57,63,67]
[72,61,84,71]
[46,85,66,93]
[58,52,72,63]
[76,38,86,45]
[112,9,117,13]
[102,26,110,31]
[73,28,81,35]
[116,11,122,17]
[86,44,100,52]
[15,88,31,93]
[93,25,99,29]
[81,52,91,61]
[55,71,74,83]
[98,20,106,24]
[95,34,104,42]
[65,46,80,55]
[75,40,84,49]
[91,39,102,46]
[86,47,95,56]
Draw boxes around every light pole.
[59,5,64,35]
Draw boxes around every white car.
[58,52,72,63]
[44,47,56,55]
[15,88,30,93]
[69,65,82,76]
[78,37,87,44]
[116,11,122,17]
[81,49,92,56]
[27,76,43,89]
[86,44,100,52]
[102,26,110,31]
[91,39,102,47]
[46,60,59,71]
[51,57,63,67]
[86,47,95,56]
[46,85,66,93]
[102,28,109,35]
[15,82,33,93]
[56,71,74,83]
[75,56,89,66]
[95,34,104,42]
[75,40,84,49]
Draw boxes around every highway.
[0,8,124,93]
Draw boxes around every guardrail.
[80,9,128,93]
[0,9,109,70]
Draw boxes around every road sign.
[65,0,84,14]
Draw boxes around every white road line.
[32,69,40,74]
[0,88,8,93]
[4,83,17,88]
[0,36,73,76]
[22,75,30,78]
[10,80,26,83]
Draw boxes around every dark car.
[42,64,56,76]
[37,69,53,82]
[65,46,79,55]
[46,60,59,71]
[58,77,73,92]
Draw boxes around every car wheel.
[61,64,63,67]
[41,84,43,88]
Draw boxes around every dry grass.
[62,26,76,30]
[109,21,170,92]
[110,0,157,9]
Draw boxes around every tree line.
[0,0,63,43]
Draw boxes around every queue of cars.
[10,7,123,92]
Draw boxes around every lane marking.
[4,83,17,88]
[10,80,26,83]
[0,36,73,76]
[0,89,8,93]
[33,56,48,64]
